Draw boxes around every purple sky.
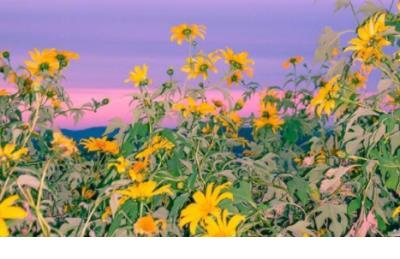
[2,0,392,129]
[1,0,367,89]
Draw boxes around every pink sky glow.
[54,88,261,129]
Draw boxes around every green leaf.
[347,197,361,216]
[169,193,190,222]
[232,181,254,205]
[287,176,310,205]
[282,117,303,145]
[107,200,138,236]
[315,203,348,237]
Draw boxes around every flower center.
[183,28,192,36]
[230,60,242,70]
[199,63,208,72]
[230,74,239,82]
[200,202,215,216]
[39,62,50,72]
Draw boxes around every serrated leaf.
[287,176,310,205]
[315,203,348,236]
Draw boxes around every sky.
[0,0,388,128]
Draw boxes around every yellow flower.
[55,50,79,69]
[179,182,233,235]
[177,182,185,190]
[117,181,172,202]
[52,132,78,157]
[134,215,166,236]
[234,98,245,110]
[216,111,242,133]
[202,123,213,134]
[220,48,254,80]
[227,71,243,86]
[170,24,206,45]
[172,97,216,118]
[0,144,28,164]
[392,206,400,219]
[310,75,340,116]
[254,102,284,132]
[282,56,304,69]
[203,210,245,237]
[108,156,130,173]
[24,48,59,76]
[128,161,147,182]
[0,89,10,97]
[80,137,119,155]
[181,52,220,80]
[124,64,151,87]
[345,13,391,64]
[101,206,112,222]
[135,135,175,160]
[81,186,96,200]
[50,97,62,109]
[347,71,367,89]
[0,195,27,237]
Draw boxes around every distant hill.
[61,126,253,142]
[61,127,107,141]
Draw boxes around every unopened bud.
[167,68,174,76]
[2,51,10,59]
[101,98,109,105]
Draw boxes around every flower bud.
[101,98,110,105]
[167,68,174,76]
[2,51,10,59]
[177,182,184,190]
[234,98,244,110]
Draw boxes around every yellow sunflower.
[347,71,367,89]
[124,64,152,87]
[128,161,147,182]
[282,55,304,69]
[172,97,216,118]
[55,50,79,69]
[310,75,340,116]
[108,156,130,173]
[345,13,391,64]
[135,135,175,160]
[179,182,233,235]
[181,52,220,80]
[254,102,284,132]
[80,137,119,155]
[170,24,206,45]
[51,132,78,157]
[134,215,166,236]
[0,195,27,237]
[24,48,59,76]
[0,143,28,165]
[220,48,254,82]
[202,209,245,237]
[117,181,172,202]
[216,111,242,134]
